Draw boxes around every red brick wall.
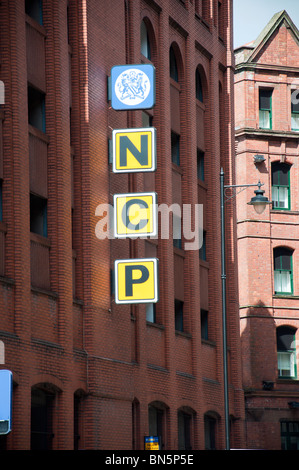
[0,0,244,450]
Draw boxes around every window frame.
[259,88,272,130]
[271,162,291,211]
[277,326,297,379]
[291,89,299,131]
[281,421,299,450]
[146,303,156,323]
[140,20,151,60]
[273,247,293,295]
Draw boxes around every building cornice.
[235,62,299,75]
[235,127,299,140]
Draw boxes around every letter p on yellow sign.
[114,258,159,304]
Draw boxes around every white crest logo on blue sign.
[115,68,150,106]
[111,64,155,110]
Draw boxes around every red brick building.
[0,0,244,450]
[235,10,299,450]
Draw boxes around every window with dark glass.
[274,247,293,295]
[30,193,47,237]
[169,47,178,82]
[259,89,272,129]
[31,388,54,450]
[74,393,82,450]
[175,299,184,332]
[25,0,43,25]
[199,230,206,261]
[201,309,208,340]
[272,162,290,210]
[141,20,151,60]
[146,303,156,323]
[197,150,204,180]
[277,326,297,378]
[173,212,182,249]
[178,411,192,450]
[204,415,216,450]
[28,86,46,133]
[171,131,180,166]
[218,1,224,39]
[148,405,164,449]
[196,69,203,102]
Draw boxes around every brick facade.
[0,0,244,450]
[235,10,299,450]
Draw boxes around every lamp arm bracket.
[224,182,264,202]
[224,185,248,202]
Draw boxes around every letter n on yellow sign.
[114,192,157,238]
[115,258,159,304]
[112,128,156,173]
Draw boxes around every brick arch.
[149,399,169,409]
[177,404,197,416]
[31,374,63,393]
[273,244,294,254]
[204,408,221,420]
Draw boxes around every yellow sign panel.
[114,192,157,238]
[115,258,159,304]
[112,127,156,173]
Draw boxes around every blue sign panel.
[111,64,156,110]
[0,370,12,434]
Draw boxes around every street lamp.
[220,168,271,450]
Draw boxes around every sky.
[233,0,299,49]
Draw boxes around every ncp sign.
[114,258,159,304]
[113,192,157,238]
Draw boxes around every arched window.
[196,68,203,102]
[272,162,291,210]
[141,20,151,60]
[274,247,293,295]
[204,414,217,449]
[148,402,168,449]
[169,46,178,82]
[31,387,55,449]
[277,326,297,378]
[178,409,193,450]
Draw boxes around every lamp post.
[220,168,271,450]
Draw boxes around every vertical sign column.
[110,64,159,305]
